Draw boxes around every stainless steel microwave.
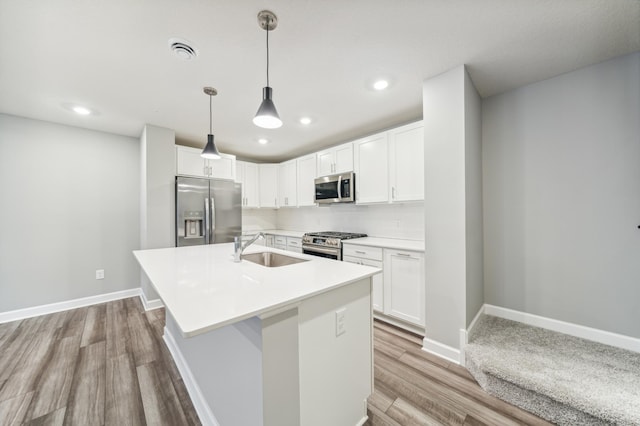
[314,172,355,204]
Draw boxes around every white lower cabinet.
[273,235,287,250]
[265,234,274,248]
[343,255,383,311]
[265,234,303,253]
[342,245,384,312]
[383,249,425,327]
[286,237,302,253]
[344,243,425,331]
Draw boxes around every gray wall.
[0,114,140,311]
[483,52,640,338]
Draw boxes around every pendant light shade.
[201,87,221,159]
[253,86,282,129]
[202,134,220,159]
[254,10,282,129]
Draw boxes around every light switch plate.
[96,269,105,280]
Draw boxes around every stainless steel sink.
[241,252,309,268]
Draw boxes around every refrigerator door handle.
[204,198,210,244]
[210,197,216,244]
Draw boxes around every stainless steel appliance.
[314,172,356,204]
[302,231,367,260]
[176,176,242,247]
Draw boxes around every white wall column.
[140,124,175,305]
[422,66,483,363]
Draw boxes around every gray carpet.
[465,315,640,426]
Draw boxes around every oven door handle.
[302,245,340,255]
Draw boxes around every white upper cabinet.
[389,121,424,202]
[353,132,389,204]
[316,142,353,176]
[353,120,424,205]
[175,145,236,181]
[278,160,297,207]
[258,164,279,208]
[236,161,259,208]
[296,154,317,207]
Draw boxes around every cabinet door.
[278,160,297,207]
[389,121,424,202]
[265,234,275,247]
[316,150,334,176]
[383,250,424,326]
[362,259,383,312]
[176,146,208,177]
[343,255,384,312]
[354,133,389,204]
[208,153,236,181]
[296,154,317,206]
[334,142,354,174]
[243,162,259,208]
[259,164,279,208]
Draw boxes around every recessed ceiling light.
[373,80,389,91]
[299,117,312,125]
[72,106,91,115]
[258,138,269,145]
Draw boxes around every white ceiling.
[1,0,638,162]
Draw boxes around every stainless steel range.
[302,231,367,260]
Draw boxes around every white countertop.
[342,237,425,252]
[260,229,306,238]
[134,244,379,338]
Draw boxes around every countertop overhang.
[133,244,380,338]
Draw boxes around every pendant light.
[253,10,282,129]
[201,87,221,159]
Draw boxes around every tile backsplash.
[268,202,424,240]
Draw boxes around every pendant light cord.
[266,17,270,87]
[209,94,212,134]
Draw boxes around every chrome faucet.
[234,232,265,262]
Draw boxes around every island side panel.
[262,308,301,426]
[297,277,373,426]
[164,312,264,426]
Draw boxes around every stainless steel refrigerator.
[175,176,242,247]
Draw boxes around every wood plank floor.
[365,320,554,426]
[0,298,200,425]
[1,299,553,425]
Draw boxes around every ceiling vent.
[168,37,198,60]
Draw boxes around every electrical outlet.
[336,308,346,336]
[96,269,105,280]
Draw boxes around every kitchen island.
[134,243,379,426]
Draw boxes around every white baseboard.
[484,304,640,353]
[0,288,141,324]
[163,327,220,426]
[139,290,164,311]
[422,337,461,364]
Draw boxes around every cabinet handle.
[396,253,411,257]
[392,187,396,199]
[355,250,366,255]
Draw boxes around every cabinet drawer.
[274,236,287,245]
[286,237,302,247]
[343,245,383,261]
